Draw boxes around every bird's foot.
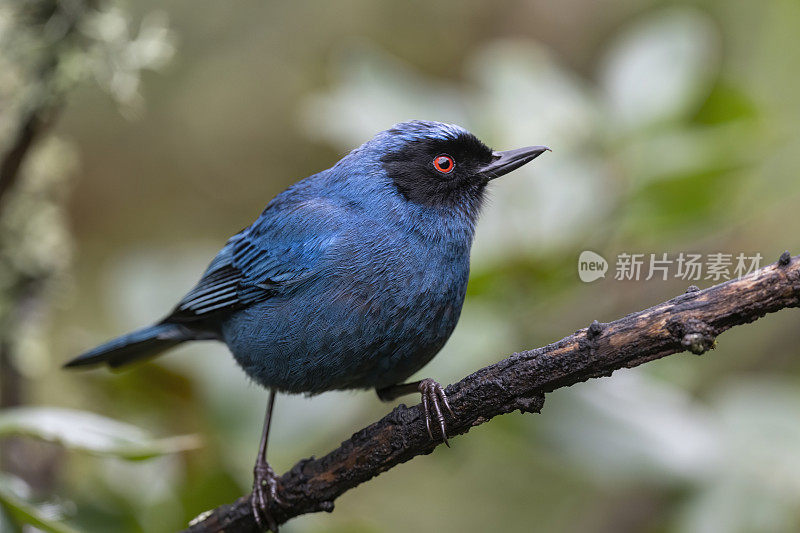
[250,459,284,532]
[418,378,455,447]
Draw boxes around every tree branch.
[0,109,51,209]
[185,252,800,533]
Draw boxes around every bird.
[64,120,549,531]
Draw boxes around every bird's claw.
[418,378,455,447]
[250,460,284,532]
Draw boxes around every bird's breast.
[222,219,473,393]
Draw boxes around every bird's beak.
[479,146,550,181]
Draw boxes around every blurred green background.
[2,0,800,531]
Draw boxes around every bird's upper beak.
[479,146,550,181]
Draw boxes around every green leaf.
[0,407,200,460]
[0,474,79,533]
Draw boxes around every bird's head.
[369,120,549,216]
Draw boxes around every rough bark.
[185,252,800,533]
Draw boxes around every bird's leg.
[250,389,283,532]
[376,378,455,446]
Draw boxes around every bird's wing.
[167,196,345,322]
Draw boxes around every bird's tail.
[63,322,202,369]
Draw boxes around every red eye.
[433,154,455,174]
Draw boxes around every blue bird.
[65,120,548,530]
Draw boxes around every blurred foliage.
[0,473,78,533]
[0,407,199,460]
[0,0,175,372]
[1,0,800,532]
[0,1,181,531]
